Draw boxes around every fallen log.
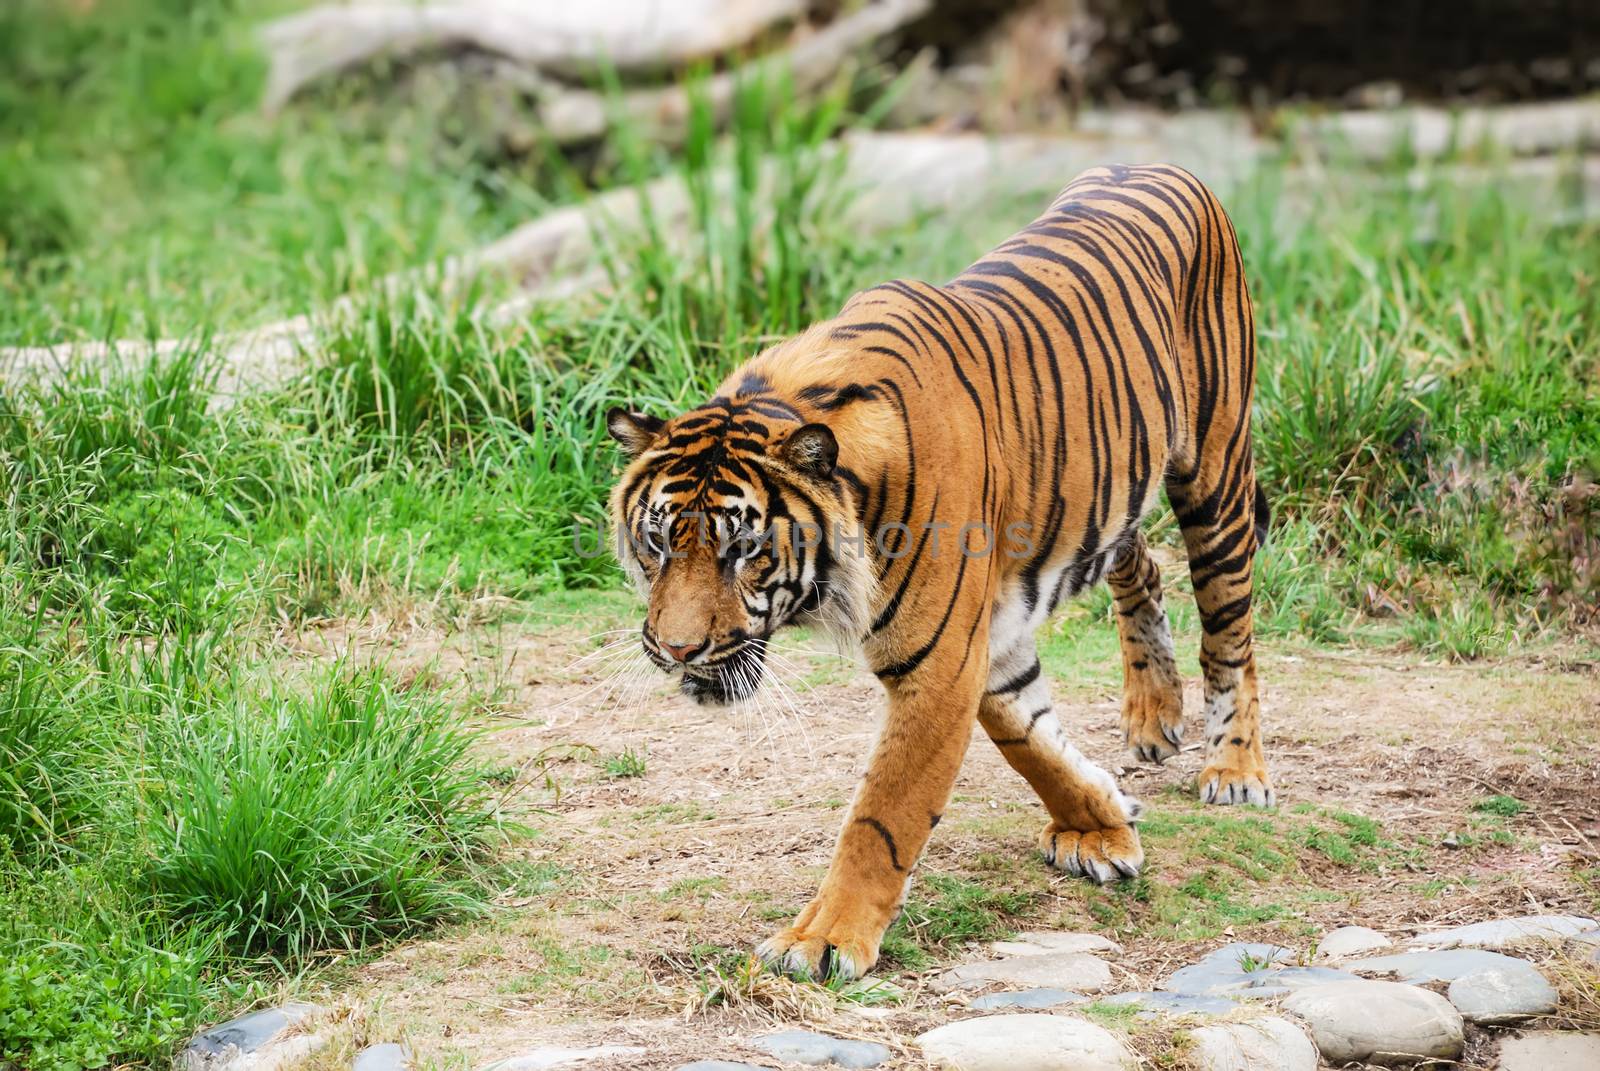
[262,0,811,114]
[530,0,932,146]
[7,125,1597,398]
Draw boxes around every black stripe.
[855,817,905,871]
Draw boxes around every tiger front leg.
[981,639,1144,884]
[757,672,980,981]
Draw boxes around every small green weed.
[602,747,648,779]
[1472,794,1527,818]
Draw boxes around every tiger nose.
[659,638,707,663]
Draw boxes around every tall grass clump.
[0,344,253,629]
[146,664,504,956]
[0,614,105,865]
[1239,160,1600,652]
[601,69,863,379]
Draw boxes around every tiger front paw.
[1121,679,1184,764]
[1199,753,1275,807]
[756,895,885,982]
[1039,821,1144,884]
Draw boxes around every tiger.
[606,163,1274,982]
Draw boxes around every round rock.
[1406,915,1598,950]
[1165,943,1352,998]
[1446,962,1558,1024]
[1163,943,1294,996]
[990,932,1123,957]
[1315,926,1392,961]
[1282,979,1463,1067]
[179,1004,327,1071]
[1350,947,1529,983]
[969,988,1084,1010]
[354,1044,411,1071]
[916,1014,1135,1071]
[933,952,1113,993]
[1495,1032,1600,1071]
[1188,1016,1318,1071]
[752,1030,889,1069]
[1099,991,1238,1016]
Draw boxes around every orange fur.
[607,164,1272,980]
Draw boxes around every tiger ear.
[780,423,837,478]
[606,407,665,457]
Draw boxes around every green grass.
[879,874,1036,970]
[1472,794,1528,818]
[147,664,503,957]
[1053,794,1419,942]
[602,747,649,779]
[0,581,503,1064]
[3,3,1599,1064]
[0,0,572,343]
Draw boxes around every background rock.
[916,1014,1135,1071]
[1188,1016,1318,1071]
[1315,926,1392,960]
[934,951,1113,993]
[1446,963,1559,1024]
[752,1030,890,1069]
[1282,979,1463,1066]
[1406,915,1598,950]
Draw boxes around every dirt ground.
[284,602,1600,1069]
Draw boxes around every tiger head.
[605,398,873,705]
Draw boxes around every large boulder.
[1282,979,1463,1067]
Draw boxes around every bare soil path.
[284,596,1600,1068]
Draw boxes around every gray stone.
[1496,1032,1600,1071]
[933,951,1113,993]
[1406,915,1598,950]
[186,1004,320,1056]
[179,1004,327,1071]
[969,987,1084,1010]
[1188,1017,1318,1071]
[354,1044,411,1071]
[1241,965,1358,995]
[1164,943,1353,998]
[1100,991,1239,1016]
[990,931,1123,957]
[1447,962,1559,1024]
[1351,947,1531,983]
[480,1048,646,1071]
[1282,979,1463,1066]
[916,1014,1136,1070]
[752,1029,889,1069]
[1315,926,1392,961]
[1162,943,1294,995]
[673,1064,770,1071]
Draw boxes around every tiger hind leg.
[1168,467,1275,808]
[981,637,1143,883]
[1107,531,1185,764]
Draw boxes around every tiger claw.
[1039,823,1144,885]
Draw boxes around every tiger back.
[606,163,1272,981]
